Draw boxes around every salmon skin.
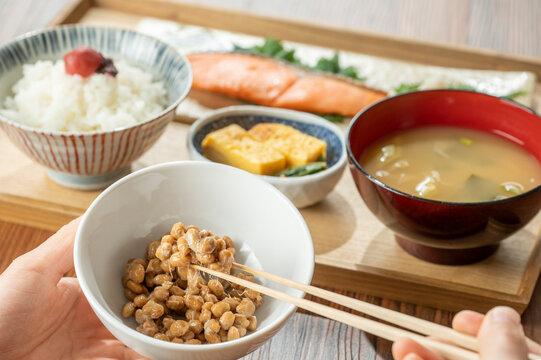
[187,53,387,117]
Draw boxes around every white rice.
[0,59,167,132]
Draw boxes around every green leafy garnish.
[256,37,284,56]
[394,83,421,94]
[447,84,477,92]
[317,114,344,123]
[274,162,327,177]
[311,52,364,80]
[339,66,361,79]
[313,53,340,73]
[233,38,363,80]
[235,39,530,105]
[233,37,302,64]
[501,90,527,100]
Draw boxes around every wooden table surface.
[1,1,541,359]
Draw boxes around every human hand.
[392,306,541,360]
[0,218,149,360]
[393,306,541,360]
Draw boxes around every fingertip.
[479,307,527,359]
[454,309,483,319]
[58,216,82,236]
[452,310,484,335]
[404,353,424,360]
[487,306,521,325]
[392,338,445,360]
[25,217,82,280]
[526,338,541,356]
[392,337,415,359]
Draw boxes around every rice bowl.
[0,25,192,190]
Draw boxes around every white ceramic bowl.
[0,25,192,190]
[187,106,347,208]
[74,161,314,360]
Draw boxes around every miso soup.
[359,126,541,202]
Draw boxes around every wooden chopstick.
[196,264,541,360]
[232,262,477,349]
[237,263,541,360]
[192,264,477,360]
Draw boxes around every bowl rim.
[74,160,315,351]
[0,24,193,136]
[345,89,541,206]
[187,105,348,183]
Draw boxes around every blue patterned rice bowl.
[0,25,192,189]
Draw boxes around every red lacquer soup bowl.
[346,90,541,265]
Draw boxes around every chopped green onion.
[459,137,474,146]
[501,182,523,196]
[415,176,438,197]
[379,145,397,163]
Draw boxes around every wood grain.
[2,0,540,58]
[0,221,53,272]
[1,1,541,359]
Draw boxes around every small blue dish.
[188,106,347,208]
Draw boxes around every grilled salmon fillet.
[188,53,298,106]
[271,76,386,116]
[187,53,387,116]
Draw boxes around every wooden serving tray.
[1,0,541,313]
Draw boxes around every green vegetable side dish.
[274,162,328,177]
[233,37,364,81]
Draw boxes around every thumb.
[478,306,528,360]
[15,217,81,281]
